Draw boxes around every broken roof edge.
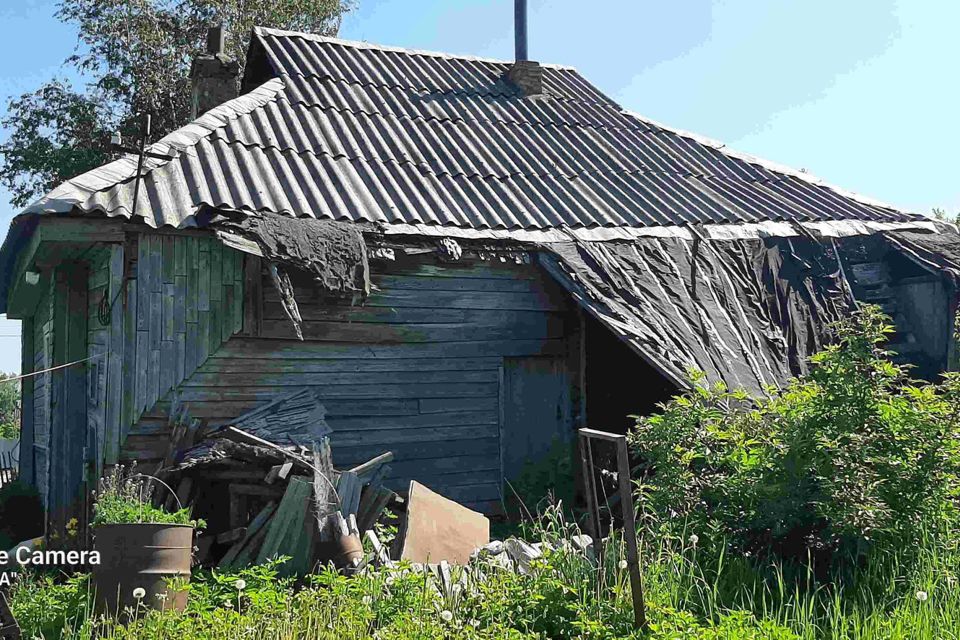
[626,110,924,221]
[252,26,578,71]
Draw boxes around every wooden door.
[48,264,88,535]
[500,356,572,484]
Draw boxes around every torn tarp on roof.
[215,213,371,295]
[214,212,371,338]
[540,236,854,397]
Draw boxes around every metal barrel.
[315,533,364,572]
[92,524,193,615]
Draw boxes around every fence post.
[578,428,647,630]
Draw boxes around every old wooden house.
[2,26,960,528]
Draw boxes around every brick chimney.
[190,26,240,118]
[508,60,543,97]
[506,0,543,96]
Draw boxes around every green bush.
[93,465,203,528]
[629,306,960,569]
[8,572,93,639]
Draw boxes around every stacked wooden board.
[154,393,397,574]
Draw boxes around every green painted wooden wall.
[84,233,244,469]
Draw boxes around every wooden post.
[577,431,599,542]
[578,428,647,630]
[615,434,646,630]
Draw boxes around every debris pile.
[155,389,501,575]
[155,390,400,575]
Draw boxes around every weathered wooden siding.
[130,234,244,423]
[125,257,575,512]
[19,316,35,486]
[31,279,54,505]
[86,249,111,475]
[17,230,243,512]
[117,233,244,460]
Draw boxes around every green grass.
[11,511,960,639]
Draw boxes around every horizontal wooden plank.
[333,436,499,464]
[386,469,499,491]
[386,480,502,505]
[266,287,564,312]
[263,304,565,327]
[119,435,168,460]
[419,397,499,414]
[148,398,421,420]
[202,356,501,374]
[216,338,565,359]
[371,274,548,293]
[327,410,498,432]
[378,262,539,280]
[183,370,499,387]
[259,316,565,343]
[329,423,498,447]
[175,383,498,402]
[127,419,170,437]
[387,455,499,477]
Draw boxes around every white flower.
[132,587,146,600]
[155,592,167,601]
[235,579,246,591]
[362,595,373,605]
[440,610,454,623]
[469,619,480,628]
[916,590,929,602]
[618,560,628,570]
[689,534,700,547]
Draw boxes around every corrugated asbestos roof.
[21,27,924,231]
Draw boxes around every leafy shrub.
[93,465,203,528]
[0,373,20,439]
[506,436,576,520]
[183,557,292,614]
[8,572,93,639]
[629,306,960,569]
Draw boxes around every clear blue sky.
[0,0,958,372]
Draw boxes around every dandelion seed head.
[440,610,454,623]
[235,579,246,591]
[132,587,146,600]
[916,590,929,602]
[618,560,628,570]
[689,534,700,547]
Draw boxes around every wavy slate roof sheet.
[22,27,923,231]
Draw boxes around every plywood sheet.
[399,481,489,565]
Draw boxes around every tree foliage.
[629,306,960,570]
[0,374,20,439]
[0,0,353,208]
